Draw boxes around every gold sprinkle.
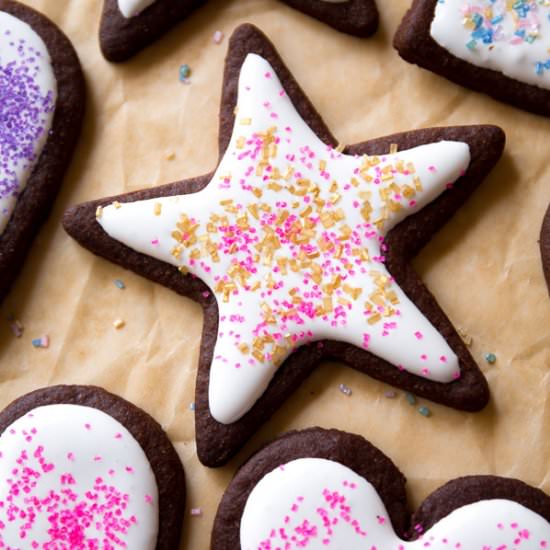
[113,201,122,209]
[113,319,125,330]
[368,313,381,325]
[238,343,250,354]
[154,203,162,216]
[240,117,252,125]
[165,151,176,160]
[389,143,398,154]
[95,206,103,219]
[335,144,345,153]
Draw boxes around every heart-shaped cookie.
[99,0,379,62]
[0,0,85,304]
[394,0,550,117]
[0,385,185,549]
[213,428,550,549]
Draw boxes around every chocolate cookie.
[0,0,85,304]
[99,0,379,62]
[64,23,504,468]
[0,384,185,549]
[213,427,550,549]
[394,0,550,117]
[540,203,550,292]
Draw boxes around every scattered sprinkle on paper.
[458,328,473,346]
[189,402,196,411]
[179,64,191,84]
[31,335,49,349]
[418,406,431,418]
[190,508,202,517]
[338,383,352,396]
[484,352,497,364]
[165,151,176,161]
[7,314,23,338]
[405,392,416,405]
[114,279,126,289]
[113,319,125,330]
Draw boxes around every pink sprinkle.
[190,508,202,517]
[414,331,423,340]
[212,30,224,44]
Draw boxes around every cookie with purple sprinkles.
[394,0,550,117]
[65,23,504,468]
[99,0,379,62]
[213,427,550,549]
[0,385,185,548]
[0,0,85,304]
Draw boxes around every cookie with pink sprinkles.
[0,385,186,549]
[0,0,85,304]
[63,23,504,468]
[212,427,550,549]
[99,0,379,62]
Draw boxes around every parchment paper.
[1,0,549,547]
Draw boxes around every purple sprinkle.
[1,36,55,215]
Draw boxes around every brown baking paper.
[1,0,549,547]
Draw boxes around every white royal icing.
[98,53,471,424]
[241,457,550,549]
[431,0,550,90]
[118,0,156,18]
[0,404,159,548]
[0,11,57,235]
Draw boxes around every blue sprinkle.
[536,62,544,76]
[114,279,126,289]
[418,406,432,418]
[484,352,497,364]
[189,402,196,411]
[405,392,416,405]
[466,40,477,51]
[179,64,191,82]
[32,338,42,348]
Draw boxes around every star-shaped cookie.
[64,23,504,467]
[99,0,379,62]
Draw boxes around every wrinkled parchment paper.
[1,0,549,547]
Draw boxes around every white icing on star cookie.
[0,404,159,548]
[431,0,550,90]
[118,0,156,18]
[98,53,471,425]
[241,458,550,549]
[0,11,57,235]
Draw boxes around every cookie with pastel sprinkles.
[394,0,550,117]
[212,427,550,549]
[99,0,379,62]
[64,23,505,468]
[0,0,85,304]
[0,385,185,549]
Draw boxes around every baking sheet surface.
[1,1,549,547]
